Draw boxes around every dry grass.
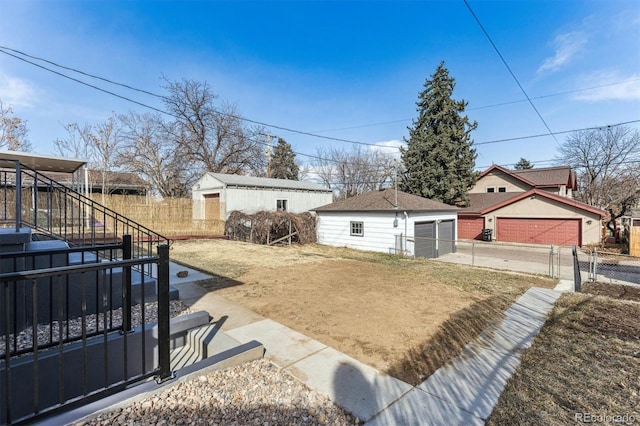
[171,239,556,382]
[488,286,640,424]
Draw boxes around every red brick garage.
[496,217,581,246]
[458,216,485,239]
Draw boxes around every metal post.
[122,235,132,333]
[557,247,561,278]
[549,245,555,278]
[572,246,582,292]
[592,248,598,282]
[15,161,21,232]
[155,243,174,383]
[471,242,475,266]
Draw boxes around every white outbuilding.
[312,188,458,258]
[192,173,333,221]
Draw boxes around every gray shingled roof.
[459,192,520,214]
[313,188,457,212]
[511,166,572,186]
[208,173,332,192]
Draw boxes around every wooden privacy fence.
[89,195,225,237]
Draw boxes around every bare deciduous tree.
[557,126,640,237]
[53,122,94,160]
[117,111,192,198]
[0,100,32,151]
[162,79,266,176]
[313,146,397,198]
[54,116,121,202]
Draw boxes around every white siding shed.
[192,173,333,220]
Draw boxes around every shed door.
[458,216,484,240]
[497,218,580,246]
[204,193,221,221]
[438,219,455,255]
[415,221,436,259]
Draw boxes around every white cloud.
[537,31,587,74]
[573,71,640,102]
[0,72,37,108]
[368,139,405,158]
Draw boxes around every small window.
[498,187,506,193]
[350,221,364,236]
[276,199,288,211]
[486,187,495,193]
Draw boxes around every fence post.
[471,242,475,267]
[572,246,581,292]
[592,248,598,282]
[15,160,21,231]
[122,234,132,333]
[155,243,174,383]
[557,247,561,278]
[549,245,555,278]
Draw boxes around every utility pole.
[266,134,272,178]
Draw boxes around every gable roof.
[460,189,605,217]
[313,188,457,212]
[205,173,332,192]
[479,165,577,190]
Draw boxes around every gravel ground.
[1,300,194,355]
[74,358,362,426]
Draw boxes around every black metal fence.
[0,238,172,425]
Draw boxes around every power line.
[310,78,640,133]
[1,46,637,158]
[0,45,392,149]
[463,0,560,145]
[475,119,640,145]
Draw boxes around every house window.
[486,187,495,193]
[276,199,288,211]
[498,187,506,192]
[350,221,364,237]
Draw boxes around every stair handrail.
[1,160,171,259]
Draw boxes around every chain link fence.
[412,237,640,286]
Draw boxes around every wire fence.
[418,237,640,286]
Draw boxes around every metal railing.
[0,238,172,425]
[1,161,170,276]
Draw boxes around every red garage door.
[496,218,581,246]
[458,216,484,240]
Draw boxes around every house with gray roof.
[312,188,458,258]
[459,165,605,246]
[192,173,333,221]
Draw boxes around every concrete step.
[170,322,264,371]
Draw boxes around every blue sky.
[0,0,639,172]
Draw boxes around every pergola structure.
[0,150,88,232]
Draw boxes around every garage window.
[498,187,506,192]
[350,221,364,236]
[276,199,288,211]
[486,187,495,193]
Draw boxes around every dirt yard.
[170,239,556,384]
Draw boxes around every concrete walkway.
[177,266,569,425]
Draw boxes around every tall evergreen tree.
[514,157,534,170]
[400,62,478,205]
[270,137,299,179]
